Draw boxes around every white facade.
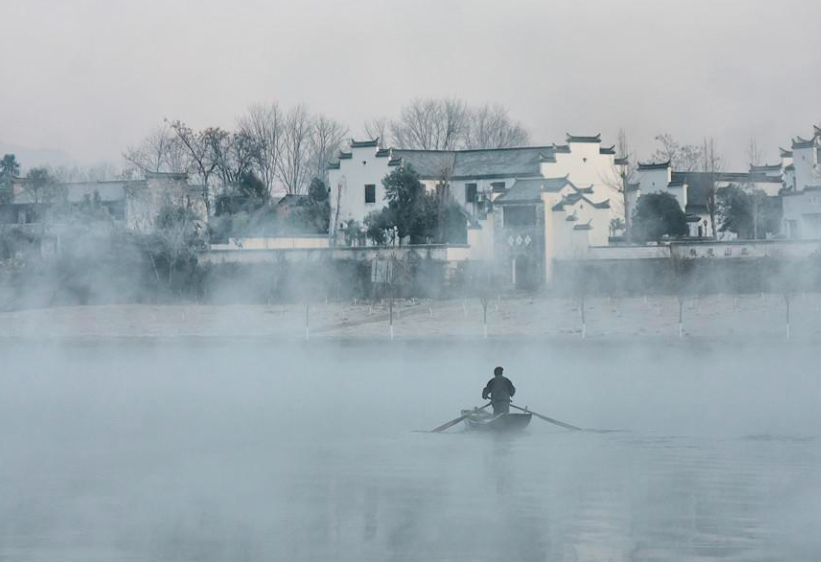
[327,141,395,237]
[779,127,821,239]
[631,159,790,240]
[326,135,622,285]
[328,135,622,244]
[782,189,821,239]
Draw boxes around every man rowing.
[482,366,516,416]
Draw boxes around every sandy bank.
[1,293,819,341]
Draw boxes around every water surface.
[1,340,819,561]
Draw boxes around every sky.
[2,0,821,170]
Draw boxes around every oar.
[510,403,582,431]
[431,402,492,432]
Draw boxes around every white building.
[1,172,207,233]
[780,127,821,239]
[327,134,623,285]
[630,161,784,239]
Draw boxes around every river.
[1,339,819,561]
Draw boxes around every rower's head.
[494,366,504,376]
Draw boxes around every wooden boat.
[461,408,532,432]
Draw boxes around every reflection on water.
[0,341,820,561]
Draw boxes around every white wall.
[783,191,821,239]
[211,237,330,250]
[792,144,818,191]
[539,142,621,215]
[752,179,783,197]
[450,177,519,209]
[328,146,393,240]
[467,217,495,261]
[637,167,672,195]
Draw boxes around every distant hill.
[0,140,73,170]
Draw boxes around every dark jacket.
[482,375,515,403]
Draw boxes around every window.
[491,181,506,193]
[364,184,376,204]
[465,183,478,203]
[503,205,537,227]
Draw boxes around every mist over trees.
[364,98,530,150]
[651,133,703,171]
[125,105,349,204]
[717,184,781,239]
[363,165,466,245]
[631,192,688,242]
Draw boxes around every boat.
[461,408,532,432]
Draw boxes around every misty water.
[1,340,820,561]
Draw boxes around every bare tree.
[745,137,763,239]
[652,133,702,171]
[308,115,349,184]
[390,98,469,150]
[603,128,636,239]
[237,102,284,199]
[363,117,390,147]
[123,124,191,177]
[701,137,723,239]
[277,105,314,195]
[212,130,260,188]
[169,121,223,215]
[464,103,530,148]
[376,98,529,150]
[20,167,62,235]
[42,163,121,183]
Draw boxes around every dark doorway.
[514,255,535,290]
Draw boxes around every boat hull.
[461,410,532,432]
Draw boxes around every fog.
[2,339,820,561]
[3,1,821,558]
[4,0,821,167]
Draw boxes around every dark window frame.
[364,184,376,204]
[503,205,538,227]
[465,183,478,203]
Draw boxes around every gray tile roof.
[451,147,549,179]
[391,146,552,180]
[672,172,755,207]
[638,160,671,170]
[750,163,781,172]
[493,179,546,204]
[566,133,601,143]
[350,139,379,148]
[792,136,816,149]
[390,150,456,178]
[498,176,608,208]
[541,177,572,191]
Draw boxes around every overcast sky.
[2,0,821,169]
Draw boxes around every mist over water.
[1,340,820,561]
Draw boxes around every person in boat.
[482,366,515,416]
